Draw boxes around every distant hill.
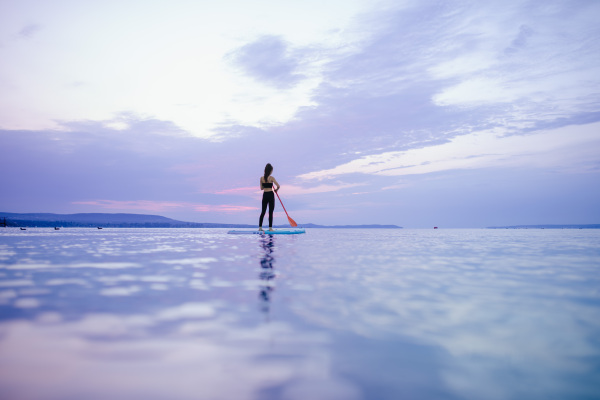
[0,212,402,229]
[0,212,253,228]
[488,224,600,229]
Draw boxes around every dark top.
[262,182,273,189]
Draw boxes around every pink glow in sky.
[1,0,599,227]
[73,200,257,213]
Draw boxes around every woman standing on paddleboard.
[259,163,280,232]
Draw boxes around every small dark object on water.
[20,227,26,230]
[434,227,438,229]
[97,227,103,229]
[54,227,60,230]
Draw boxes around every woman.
[259,163,280,232]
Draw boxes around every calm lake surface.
[0,228,599,400]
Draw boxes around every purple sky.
[1,0,599,227]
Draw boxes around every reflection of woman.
[259,163,280,232]
[259,235,275,314]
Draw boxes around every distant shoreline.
[487,224,600,229]
[0,212,402,229]
[3,213,597,230]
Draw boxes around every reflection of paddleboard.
[228,229,306,235]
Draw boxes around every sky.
[1,0,599,228]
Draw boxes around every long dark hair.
[263,163,273,181]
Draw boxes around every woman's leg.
[259,193,269,227]
[268,192,275,228]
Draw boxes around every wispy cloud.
[73,200,257,213]
[284,183,364,195]
[213,187,260,196]
[18,24,42,39]
[191,204,257,213]
[73,200,187,212]
[212,183,363,197]
[226,35,308,89]
[0,2,363,136]
[425,2,600,125]
[299,122,600,180]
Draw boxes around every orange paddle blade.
[288,216,298,227]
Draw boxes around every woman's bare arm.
[272,177,281,192]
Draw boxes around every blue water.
[0,228,599,400]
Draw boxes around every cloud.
[1,0,599,227]
[226,35,308,89]
[281,183,364,195]
[192,204,257,213]
[18,23,42,39]
[299,122,600,180]
[213,187,261,196]
[428,2,600,116]
[213,182,362,197]
[72,200,188,212]
[505,24,534,54]
[0,0,370,136]
[245,0,600,183]
[72,200,257,214]
[0,120,264,221]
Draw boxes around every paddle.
[274,189,298,227]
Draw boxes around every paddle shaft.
[274,189,297,227]
[274,190,290,216]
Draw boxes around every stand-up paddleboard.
[228,228,305,235]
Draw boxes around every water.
[0,228,599,400]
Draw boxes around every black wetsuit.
[259,182,275,228]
